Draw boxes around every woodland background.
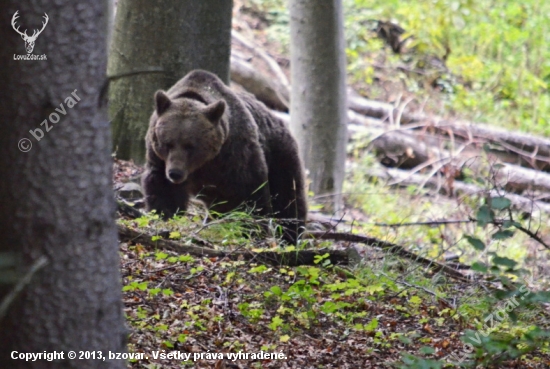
[0,0,549,368]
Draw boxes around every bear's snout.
[167,168,186,183]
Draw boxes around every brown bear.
[141,69,307,243]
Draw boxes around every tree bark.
[108,0,233,163]
[347,91,419,124]
[289,0,348,213]
[369,168,550,214]
[488,162,550,194]
[275,111,550,212]
[0,1,126,367]
[228,35,550,173]
[430,120,550,171]
[347,92,550,171]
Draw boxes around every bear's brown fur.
[141,69,307,243]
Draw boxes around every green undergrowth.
[118,147,550,368]
[344,147,542,269]
[242,0,550,136]
[119,207,282,249]
[119,0,550,366]
[347,0,550,135]
[340,145,550,366]
[120,203,550,367]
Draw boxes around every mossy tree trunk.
[108,0,233,163]
[0,1,126,367]
[289,0,348,213]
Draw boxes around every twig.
[306,231,469,281]
[379,272,455,308]
[506,209,550,251]
[395,97,415,126]
[371,219,475,227]
[0,256,48,321]
[107,66,166,81]
[388,140,470,189]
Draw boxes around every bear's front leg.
[141,167,189,219]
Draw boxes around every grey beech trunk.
[0,1,126,368]
[108,0,233,163]
[289,0,348,213]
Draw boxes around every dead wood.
[346,92,550,171]
[430,120,550,171]
[230,58,418,124]
[362,125,550,194]
[368,167,550,214]
[118,224,350,266]
[367,129,439,169]
[117,200,143,219]
[230,55,289,112]
[308,231,469,281]
[347,90,421,124]
[118,223,471,280]
[229,31,550,172]
[468,161,550,195]
[275,107,550,199]
[231,30,290,92]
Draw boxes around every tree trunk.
[289,0,348,213]
[108,0,233,163]
[0,1,126,367]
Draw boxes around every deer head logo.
[11,11,49,54]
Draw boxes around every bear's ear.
[155,90,171,115]
[202,100,226,123]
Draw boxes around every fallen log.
[229,55,419,124]
[230,30,550,172]
[349,123,445,169]
[346,93,550,170]
[348,115,531,169]
[368,129,439,169]
[230,55,289,112]
[308,231,468,281]
[231,30,290,92]
[465,160,550,195]
[368,167,550,214]
[431,120,550,171]
[347,90,421,124]
[118,224,350,267]
[361,125,550,194]
[277,109,550,196]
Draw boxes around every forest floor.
[114,158,549,368]
[113,2,550,368]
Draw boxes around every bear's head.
[150,90,227,184]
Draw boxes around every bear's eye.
[184,144,195,151]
